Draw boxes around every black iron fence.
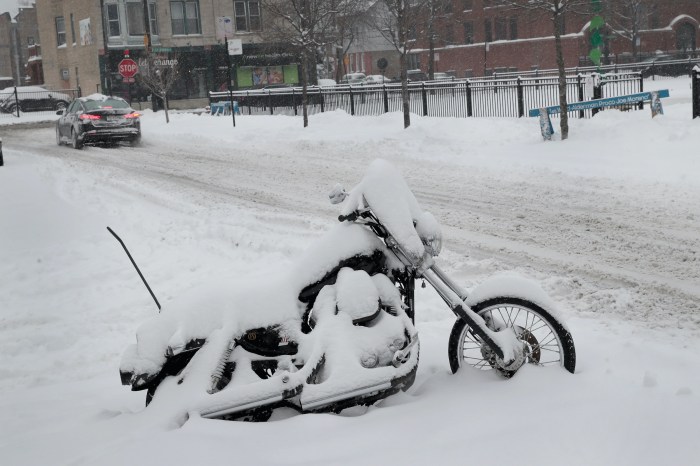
[0,87,81,118]
[693,67,700,119]
[210,73,643,120]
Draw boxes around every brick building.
[35,0,303,107]
[408,0,700,77]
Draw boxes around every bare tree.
[497,0,591,140]
[262,0,359,127]
[372,0,427,129]
[603,0,654,60]
[137,51,182,124]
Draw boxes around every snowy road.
[4,109,699,331]
[1,78,699,466]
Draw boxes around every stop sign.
[118,58,138,78]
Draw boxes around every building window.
[463,21,473,44]
[484,18,492,42]
[125,2,158,36]
[443,0,453,14]
[149,3,159,35]
[106,4,120,37]
[127,2,145,35]
[509,17,517,40]
[495,17,506,41]
[462,0,472,10]
[56,16,66,46]
[234,1,262,32]
[171,1,201,35]
[27,36,35,45]
[444,25,454,45]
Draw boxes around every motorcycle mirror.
[329,184,348,205]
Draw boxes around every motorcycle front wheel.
[448,297,576,377]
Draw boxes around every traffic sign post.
[118,58,139,79]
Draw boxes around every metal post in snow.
[224,36,236,127]
[466,80,473,117]
[14,87,19,117]
[516,77,524,118]
[693,67,700,119]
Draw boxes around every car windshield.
[83,98,130,111]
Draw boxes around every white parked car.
[340,73,367,85]
[364,75,391,85]
[432,72,452,81]
[317,78,337,87]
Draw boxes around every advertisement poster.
[216,17,234,41]
[237,65,299,88]
[79,18,92,46]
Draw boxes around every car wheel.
[8,103,18,114]
[55,101,68,111]
[131,134,142,147]
[71,128,83,150]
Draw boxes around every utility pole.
[142,0,152,53]
[99,0,112,96]
[225,36,236,127]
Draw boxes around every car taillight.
[124,112,140,119]
[79,114,101,120]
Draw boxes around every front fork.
[385,237,520,366]
[421,266,515,363]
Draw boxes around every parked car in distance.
[639,54,694,78]
[56,94,141,149]
[406,69,428,82]
[432,72,452,81]
[317,78,337,87]
[364,74,391,85]
[340,73,367,85]
[0,86,72,113]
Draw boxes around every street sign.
[118,58,138,78]
[227,38,242,56]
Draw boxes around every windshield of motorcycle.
[340,159,442,261]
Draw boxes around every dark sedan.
[0,86,72,114]
[56,94,141,149]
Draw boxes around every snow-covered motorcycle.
[119,159,576,422]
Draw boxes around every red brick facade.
[411,0,700,77]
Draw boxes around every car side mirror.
[56,110,64,115]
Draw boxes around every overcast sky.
[0,0,33,18]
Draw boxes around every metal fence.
[0,87,81,119]
[693,67,700,119]
[210,72,643,120]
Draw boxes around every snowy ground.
[1,77,699,465]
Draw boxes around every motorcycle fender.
[465,273,569,330]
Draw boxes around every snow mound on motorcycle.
[340,159,442,261]
[120,159,435,385]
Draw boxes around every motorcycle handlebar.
[338,212,359,222]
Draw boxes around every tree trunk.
[553,9,569,140]
[400,51,410,129]
[164,95,170,124]
[428,21,435,79]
